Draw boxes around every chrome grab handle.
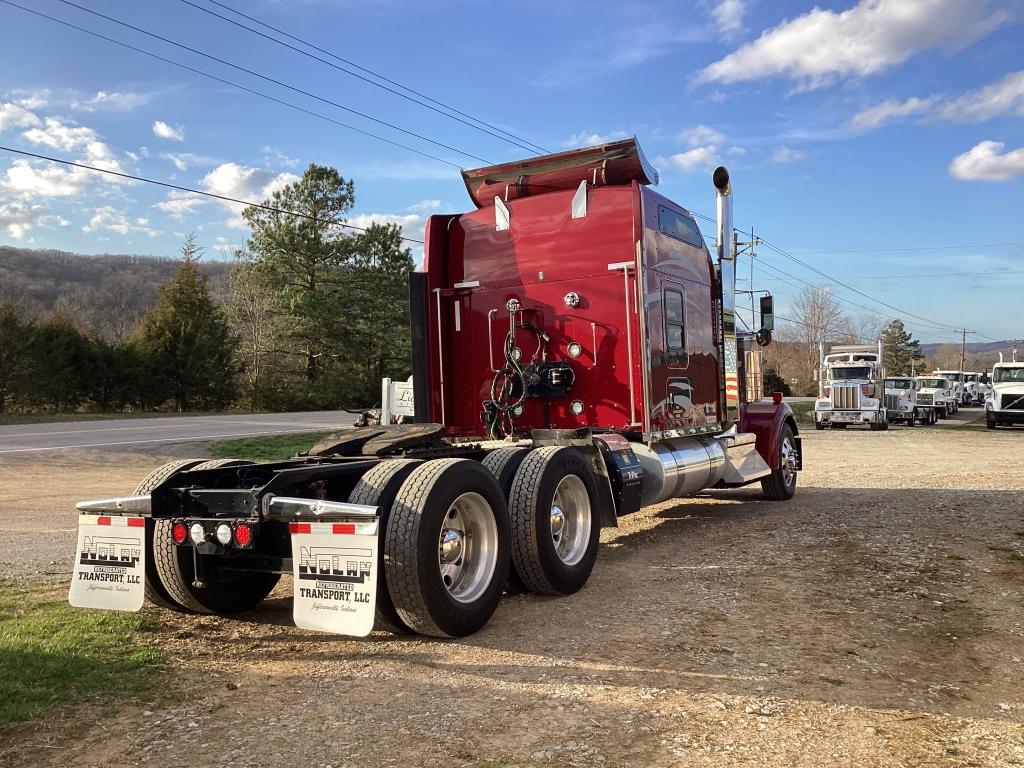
[488,308,499,372]
[607,260,637,426]
[590,322,598,368]
[434,288,446,425]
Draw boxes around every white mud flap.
[289,520,379,637]
[68,514,146,611]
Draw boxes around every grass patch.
[207,431,335,462]
[820,675,847,686]
[789,401,815,428]
[0,580,161,727]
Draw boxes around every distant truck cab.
[916,376,957,418]
[883,376,937,426]
[933,370,969,407]
[986,361,1024,428]
[814,343,887,430]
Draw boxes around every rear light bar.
[170,519,257,549]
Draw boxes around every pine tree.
[881,319,923,375]
[135,236,239,411]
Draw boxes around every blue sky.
[0,0,1022,343]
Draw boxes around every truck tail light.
[215,524,233,546]
[171,521,188,545]
[234,523,253,548]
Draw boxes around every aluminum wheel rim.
[438,492,498,604]
[550,474,592,566]
[781,437,797,487]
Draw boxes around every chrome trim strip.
[76,495,152,515]
[265,496,379,522]
[488,308,499,372]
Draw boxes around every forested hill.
[0,245,232,310]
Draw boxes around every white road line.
[0,427,339,455]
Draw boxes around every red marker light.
[772,391,783,404]
[234,523,253,548]
[171,522,188,544]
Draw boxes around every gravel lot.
[2,420,1023,767]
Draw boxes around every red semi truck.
[69,139,801,638]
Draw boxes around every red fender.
[738,400,800,471]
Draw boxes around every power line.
[0,145,426,244]
[812,269,1024,280]
[177,0,547,155]
[52,0,491,164]
[789,241,1024,255]
[0,0,460,168]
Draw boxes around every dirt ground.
[2,419,1023,767]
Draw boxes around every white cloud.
[668,146,721,173]
[22,117,97,151]
[3,159,91,197]
[200,162,300,228]
[850,70,1024,132]
[261,145,301,169]
[680,124,725,147]
[408,199,441,213]
[561,130,629,149]
[73,90,152,112]
[153,120,185,141]
[10,89,50,110]
[154,190,208,219]
[0,200,47,239]
[0,102,40,132]
[347,213,424,244]
[161,152,219,172]
[703,0,746,38]
[933,70,1024,123]
[83,206,159,237]
[849,96,937,131]
[697,0,1009,90]
[770,146,806,164]
[949,140,1024,182]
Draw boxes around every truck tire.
[987,414,997,429]
[814,420,824,430]
[134,459,205,610]
[385,459,510,637]
[761,425,798,501]
[832,423,847,429]
[152,458,280,615]
[347,459,423,634]
[508,447,601,596]
[481,447,531,593]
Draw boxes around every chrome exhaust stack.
[714,166,738,427]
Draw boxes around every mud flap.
[68,514,146,611]
[289,520,379,637]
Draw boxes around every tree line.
[0,164,413,415]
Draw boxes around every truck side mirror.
[759,295,774,331]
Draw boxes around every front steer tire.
[385,459,510,638]
[761,425,798,501]
[152,459,280,615]
[508,447,601,596]
[347,459,423,634]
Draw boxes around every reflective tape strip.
[290,521,376,536]
[81,515,145,527]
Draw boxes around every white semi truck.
[985,361,1024,429]
[915,376,957,418]
[933,370,969,407]
[883,377,938,426]
[814,342,887,430]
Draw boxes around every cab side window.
[664,287,688,368]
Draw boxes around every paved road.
[0,411,355,454]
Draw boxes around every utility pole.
[735,227,763,330]
[959,329,976,371]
